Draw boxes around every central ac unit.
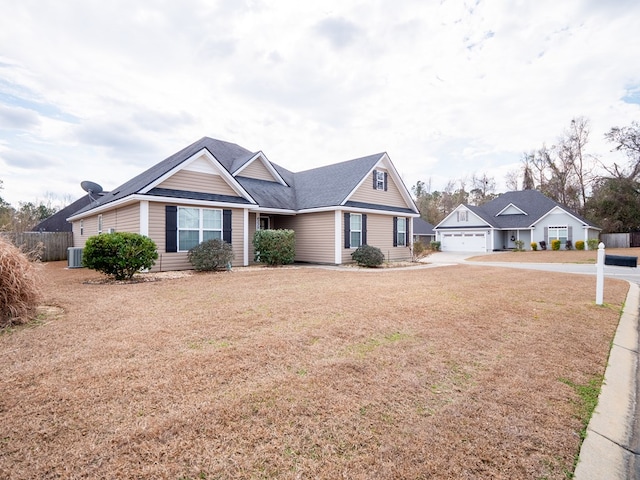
[67,247,84,268]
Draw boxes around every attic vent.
[67,247,83,268]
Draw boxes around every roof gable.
[140,148,254,202]
[435,204,491,228]
[232,152,287,186]
[496,203,527,216]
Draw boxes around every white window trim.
[548,225,568,243]
[177,206,223,252]
[375,171,385,190]
[350,213,362,248]
[457,210,468,222]
[397,217,407,246]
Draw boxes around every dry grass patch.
[469,247,640,264]
[0,262,629,479]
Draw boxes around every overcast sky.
[1,0,639,207]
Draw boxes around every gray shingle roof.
[464,190,598,228]
[71,137,412,216]
[413,217,435,235]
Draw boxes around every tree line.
[413,118,640,233]
[0,181,64,233]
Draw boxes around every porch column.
[243,208,249,266]
[139,201,149,236]
[334,210,342,264]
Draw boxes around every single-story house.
[413,217,435,245]
[434,189,600,252]
[68,137,420,270]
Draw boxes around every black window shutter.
[384,172,388,191]
[165,206,177,253]
[393,216,398,247]
[362,214,367,245]
[223,209,232,244]
[344,213,351,248]
[372,170,377,189]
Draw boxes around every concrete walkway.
[425,251,640,478]
[574,282,640,479]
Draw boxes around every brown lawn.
[468,247,640,264]
[0,261,630,479]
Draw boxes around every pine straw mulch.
[0,261,629,479]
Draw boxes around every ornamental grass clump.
[83,232,158,280]
[551,239,561,251]
[188,239,234,271]
[0,236,41,328]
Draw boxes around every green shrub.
[551,239,561,251]
[413,241,426,258]
[514,239,524,251]
[83,232,158,280]
[587,239,599,251]
[188,239,234,271]
[351,244,384,267]
[575,240,585,251]
[531,242,538,251]
[430,241,441,251]
[0,236,41,328]
[253,229,295,266]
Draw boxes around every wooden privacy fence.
[600,232,640,249]
[1,232,73,261]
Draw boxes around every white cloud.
[0,0,639,205]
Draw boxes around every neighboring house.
[413,217,435,245]
[67,137,419,270]
[31,194,98,232]
[434,190,600,252]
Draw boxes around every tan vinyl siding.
[342,213,411,263]
[238,160,276,182]
[158,170,238,197]
[349,170,409,209]
[101,204,140,234]
[71,204,140,247]
[148,202,247,272]
[277,212,335,264]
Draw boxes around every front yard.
[0,261,629,479]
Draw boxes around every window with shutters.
[548,225,568,245]
[375,171,385,190]
[350,214,362,248]
[457,210,468,222]
[178,207,222,251]
[396,217,407,246]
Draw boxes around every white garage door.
[441,232,486,252]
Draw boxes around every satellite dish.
[81,180,103,195]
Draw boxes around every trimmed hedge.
[575,240,585,251]
[351,244,384,267]
[253,229,295,266]
[551,239,561,251]
[188,239,234,271]
[83,232,158,280]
